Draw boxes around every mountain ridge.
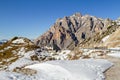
[35,13,119,50]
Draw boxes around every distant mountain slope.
[0,37,39,69]
[0,39,8,45]
[35,13,119,49]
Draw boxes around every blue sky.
[0,0,120,40]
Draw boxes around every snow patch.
[12,39,25,44]
[18,47,25,56]
[102,35,110,42]
[4,46,12,50]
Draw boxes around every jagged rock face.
[35,13,113,49]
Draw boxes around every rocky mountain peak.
[72,12,82,17]
[35,13,118,50]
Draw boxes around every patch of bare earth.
[104,56,120,80]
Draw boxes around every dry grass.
[13,67,37,75]
[106,41,120,48]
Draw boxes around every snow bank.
[0,59,112,80]
[44,59,113,80]
[12,39,25,44]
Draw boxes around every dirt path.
[104,56,120,80]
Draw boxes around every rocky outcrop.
[35,13,115,49]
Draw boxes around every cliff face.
[35,13,114,49]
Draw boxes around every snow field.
[1,59,112,80]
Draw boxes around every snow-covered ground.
[0,59,112,80]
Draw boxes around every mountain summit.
[35,13,119,49]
